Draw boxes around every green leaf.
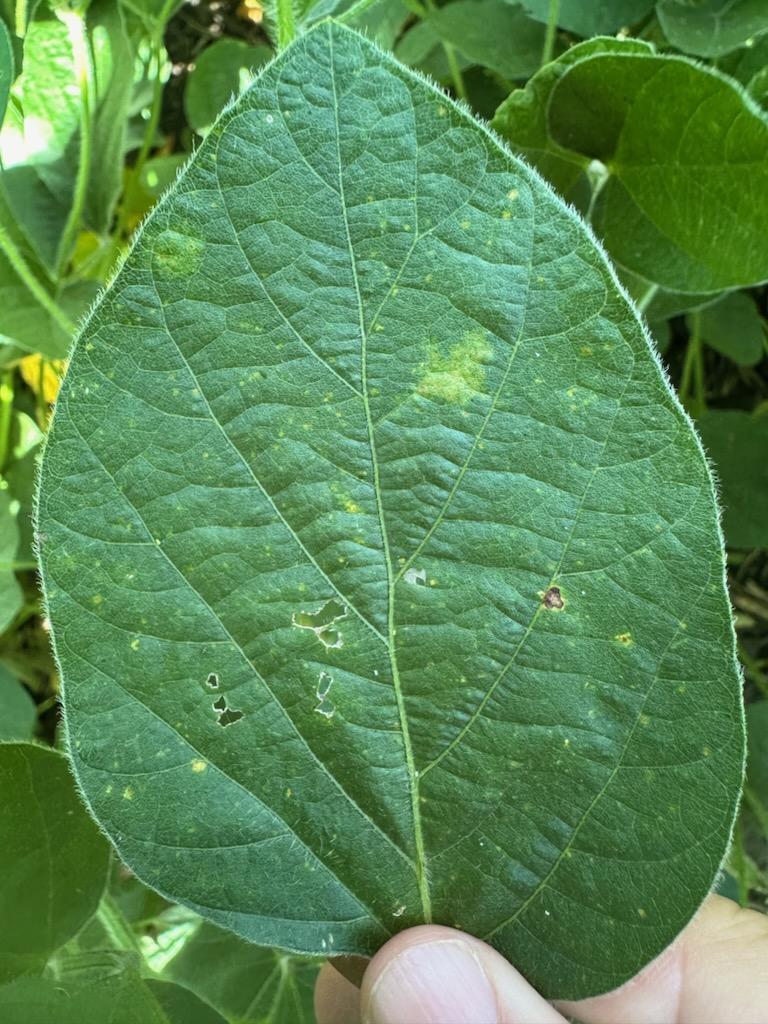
[520,0,655,37]
[695,291,765,366]
[491,37,653,201]
[0,953,227,1024]
[546,44,768,291]
[0,744,110,981]
[4,411,44,562]
[165,921,319,1023]
[697,411,768,549]
[185,40,272,136]
[425,0,544,79]
[394,19,472,84]
[0,250,96,357]
[658,0,768,58]
[0,491,22,634]
[0,665,36,741]
[0,16,13,127]
[39,22,744,999]
[717,34,768,107]
[746,701,768,805]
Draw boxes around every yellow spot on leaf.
[191,759,207,773]
[417,330,492,404]
[615,632,633,646]
[123,786,134,800]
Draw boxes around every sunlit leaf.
[40,23,744,999]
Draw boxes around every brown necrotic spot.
[543,586,565,610]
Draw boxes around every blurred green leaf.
[394,18,472,82]
[492,37,653,201]
[520,0,655,36]
[697,411,768,549]
[185,39,272,136]
[4,411,43,561]
[0,743,110,981]
[0,664,35,740]
[0,491,22,634]
[0,952,226,1024]
[164,921,319,1024]
[425,0,544,79]
[546,44,768,291]
[695,291,765,366]
[0,15,81,271]
[747,701,768,802]
[0,17,12,126]
[658,0,768,58]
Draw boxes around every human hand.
[314,895,768,1024]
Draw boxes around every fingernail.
[365,938,499,1024]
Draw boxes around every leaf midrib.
[327,25,432,923]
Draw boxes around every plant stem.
[96,893,145,957]
[56,9,95,277]
[425,0,467,100]
[744,785,768,836]
[275,0,296,49]
[636,282,659,315]
[679,310,704,415]
[541,0,560,68]
[0,371,13,475]
[116,0,176,241]
[0,224,76,335]
[337,0,384,23]
[14,0,27,35]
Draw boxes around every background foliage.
[1,0,767,1020]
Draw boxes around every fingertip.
[315,960,362,1024]
[361,925,564,1024]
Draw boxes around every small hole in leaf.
[404,567,427,586]
[315,672,336,719]
[206,672,219,689]
[292,598,347,648]
[213,695,244,727]
[543,586,565,610]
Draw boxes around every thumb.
[360,925,565,1024]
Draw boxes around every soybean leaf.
[0,492,22,634]
[394,19,472,83]
[0,16,12,126]
[0,744,110,981]
[717,34,768,106]
[185,40,272,136]
[165,921,319,1023]
[547,45,768,291]
[520,0,655,36]
[425,0,544,79]
[0,249,97,357]
[697,411,768,549]
[39,23,744,999]
[491,37,653,202]
[695,291,765,367]
[0,15,79,269]
[658,0,768,58]
[0,953,226,1024]
[0,665,35,741]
